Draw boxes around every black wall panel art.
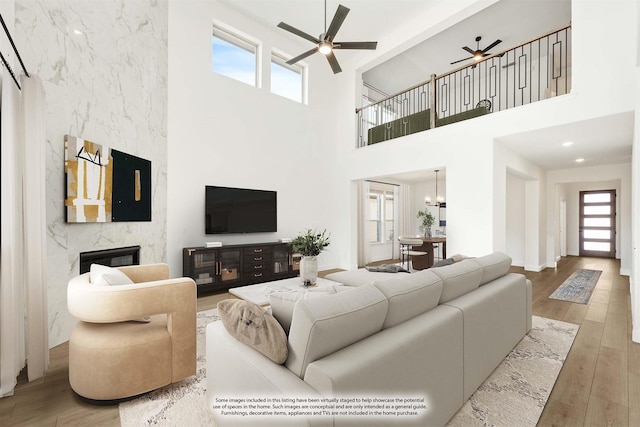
[64,135,151,223]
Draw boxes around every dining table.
[410,236,446,270]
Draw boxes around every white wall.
[15,0,168,347]
[167,1,342,275]
[506,173,526,266]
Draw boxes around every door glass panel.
[584,205,610,215]
[584,217,610,227]
[583,229,611,239]
[584,193,611,203]
[583,241,611,251]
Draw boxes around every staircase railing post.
[429,74,437,130]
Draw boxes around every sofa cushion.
[269,287,336,334]
[373,270,443,329]
[217,299,288,364]
[474,252,512,285]
[432,259,484,303]
[323,268,403,287]
[285,285,388,378]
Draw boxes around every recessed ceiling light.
[575,158,585,163]
[562,141,574,147]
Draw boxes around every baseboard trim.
[525,264,545,272]
[620,268,630,277]
[633,327,640,344]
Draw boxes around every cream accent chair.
[67,263,197,400]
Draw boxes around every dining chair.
[398,236,428,271]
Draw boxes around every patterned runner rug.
[120,311,578,427]
[549,268,602,304]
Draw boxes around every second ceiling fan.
[451,36,502,65]
[277,1,377,74]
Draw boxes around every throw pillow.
[89,264,151,323]
[451,254,469,263]
[90,263,134,286]
[432,258,455,268]
[218,299,288,364]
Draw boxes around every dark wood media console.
[183,242,299,296]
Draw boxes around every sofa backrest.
[473,252,512,285]
[432,258,484,304]
[285,285,388,378]
[373,269,443,329]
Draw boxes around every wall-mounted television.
[205,186,277,234]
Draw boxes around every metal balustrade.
[356,25,571,148]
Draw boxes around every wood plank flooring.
[1,256,638,426]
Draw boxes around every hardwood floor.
[1,256,638,426]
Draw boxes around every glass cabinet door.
[219,248,241,283]
[273,244,289,275]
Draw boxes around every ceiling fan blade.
[325,50,342,74]
[325,4,350,41]
[450,56,472,65]
[462,46,475,55]
[482,39,502,53]
[333,41,377,50]
[287,47,319,65]
[277,22,320,44]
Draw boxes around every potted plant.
[291,228,331,286]
[417,208,435,238]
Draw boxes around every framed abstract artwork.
[64,135,151,223]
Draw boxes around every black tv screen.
[205,186,277,234]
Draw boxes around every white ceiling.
[363,0,571,95]
[218,0,633,174]
[496,112,635,171]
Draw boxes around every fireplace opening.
[79,246,140,274]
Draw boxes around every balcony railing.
[357,25,571,148]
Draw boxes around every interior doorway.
[579,190,616,258]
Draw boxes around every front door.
[579,190,616,258]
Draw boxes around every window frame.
[211,22,261,88]
[270,50,307,104]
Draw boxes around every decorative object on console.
[291,228,331,286]
[64,135,151,223]
[417,208,435,238]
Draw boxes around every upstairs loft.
[356,25,571,148]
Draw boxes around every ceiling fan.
[277,1,377,74]
[450,36,502,65]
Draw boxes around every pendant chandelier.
[424,169,444,206]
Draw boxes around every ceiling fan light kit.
[277,0,377,74]
[451,35,502,65]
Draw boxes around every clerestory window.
[270,51,305,104]
[212,24,259,87]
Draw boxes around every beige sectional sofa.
[207,252,532,426]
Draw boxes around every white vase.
[300,256,318,286]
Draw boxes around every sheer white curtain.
[0,74,48,397]
[397,184,412,253]
[357,180,371,267]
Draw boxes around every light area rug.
[446,316,579,426]
[549,268,602,304]
[120,311,578,427]
[119,308,220,426]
